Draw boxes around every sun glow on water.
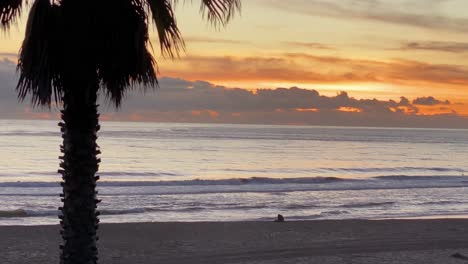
[2,120,468,225]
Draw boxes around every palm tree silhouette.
[1,0,240,263]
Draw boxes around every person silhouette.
[274,214,285,222]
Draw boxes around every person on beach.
[274,214,285,222]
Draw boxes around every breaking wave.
[0,175,467,187]
[341,202,395,208]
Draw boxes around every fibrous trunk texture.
[58,86,101,264]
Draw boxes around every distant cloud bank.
[0,57,467,128]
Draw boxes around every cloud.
[399,41,468,53]
[97,78,463,128]
[160,53,468,89]
[184,36,249,45]
[0,52,18,58]
[261,0,468,33]
[284,42,335,50]
[0,58,29,119]
[412,96,450,106]
[0,55,466,128]
[399,96,411,106]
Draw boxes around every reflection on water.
[1,119,468,225]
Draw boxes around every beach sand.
[2,219,468,264]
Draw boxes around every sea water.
[1,119,468,225]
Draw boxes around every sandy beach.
[2,219,468,264]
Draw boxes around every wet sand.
[2,219,468,264]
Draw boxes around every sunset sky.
[2,0,468,127]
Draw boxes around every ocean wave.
[0,206,238,219]
[95,129,466,144]
[0,205,344,219]
[148,207,206,212]
[333,167,464,173]
[340,201,395,208]
[0,131,59,137]
[0,193,58,197]
[0,209,29,218]
[417,200,468,206]
[19,167,464,180]
[0,177,347,188]
[0,175,466,187]
[100,171,181,177]
[29,171,182,178]
[282,204,321,210]
[0,176,467,197]
[0,209,57,218]
[321,210,350,216]
[373,175,466,181]
[223,205,270,210]
[254,210,350,221]
[100,208,146,215]
[0,208,150,218]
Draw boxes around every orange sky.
[162,0,468,116]
[2,0,468,118]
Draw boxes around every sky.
[2,0,468,127]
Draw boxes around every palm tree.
[0,0,240,263]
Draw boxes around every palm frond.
[199,0,241,26]
[146,0,184,58]
[17,0,63,107]
[0,0,25,30]
[15,0,240,109]
[95,0,157,107]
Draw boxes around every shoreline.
[378,214,468,220]
[2,213,468,227]
[2,219,468,263]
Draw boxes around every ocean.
[1,119,468,225]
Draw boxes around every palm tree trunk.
[58,82,101,264]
